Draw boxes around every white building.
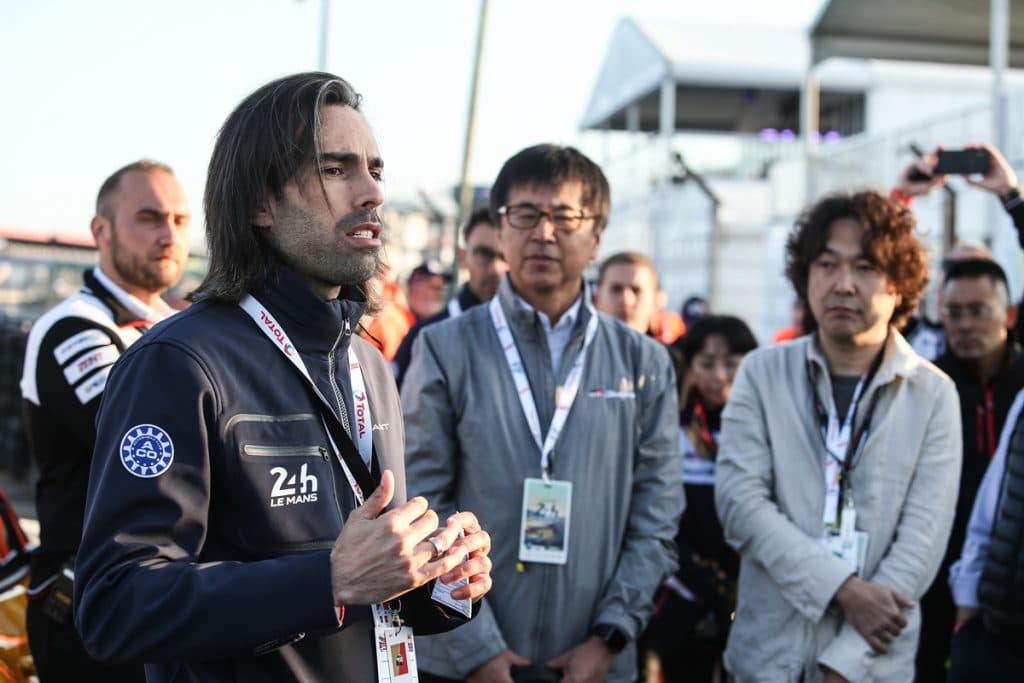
[579,11,1024,340]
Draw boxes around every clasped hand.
[835,575,914,655]
[329,469,493,606]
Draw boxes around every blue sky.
[0,0,823,240]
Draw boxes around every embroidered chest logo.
[120,424,174,478]
[269,464,319,507]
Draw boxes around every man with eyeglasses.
[894,143,1024,360]
[393,207,508,388]
[920,258,1024,680]
[402,144,683,682]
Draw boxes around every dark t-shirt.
[830,374,861,421]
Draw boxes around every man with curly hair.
[715,190,962,682]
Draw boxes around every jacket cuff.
[252,550,342,655]
[594,605,637,640]
[950,568,981,609]
[305,549,347,631]
[817,622,875,683]
[797,557,854,623]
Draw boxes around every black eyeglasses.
[497,204,598,233]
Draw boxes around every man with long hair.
[73,72,492,682]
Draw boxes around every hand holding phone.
[934,149,991,176]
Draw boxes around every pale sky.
[0,0,824,242]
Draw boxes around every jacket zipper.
[242,445,323,457]
[327,318,351,435]
[326,318,352,522]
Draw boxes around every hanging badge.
[373,603,418,682]
[519,478,572,565]
[820,499,870,576]
[430,529,472,618]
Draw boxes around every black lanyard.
[807,342,887,479]
[306,381,380,498]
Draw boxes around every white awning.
[810,0,1024,68]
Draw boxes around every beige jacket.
[715,332,961,682]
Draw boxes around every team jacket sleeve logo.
[120,424,174,478]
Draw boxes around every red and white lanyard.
[488,297,598,478]
[239,294,373,501]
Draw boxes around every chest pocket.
[222,413,345,556]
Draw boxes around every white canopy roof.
[580,17,869,133]
[810,0,1024,68]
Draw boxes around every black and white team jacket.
[20,267,172,590]
[73,264,471,683]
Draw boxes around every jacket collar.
[252,260,368,354]
[937,340,1023,386]
[495,275,594,342]
[456,283,484,311]
[84,267,173,326]
[806,327,919,387]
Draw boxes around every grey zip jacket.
[402,277,684,681]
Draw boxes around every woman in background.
[642,314,758,683]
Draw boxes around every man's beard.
[275,202,384,288]
[110,224,182,293]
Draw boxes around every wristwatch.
[590,623,629,654]
[999,185,1022,209]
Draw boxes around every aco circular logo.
[120,424,174,478]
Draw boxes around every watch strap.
[590,623,628,654]
[1000,185,1022,210]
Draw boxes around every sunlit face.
[257,105,385,295]
[689,334,743,409]
[93,169,190,298]
[462,222,507,301]
[942,275,1011,362]
[595,262,658,333]
[407,274,447,319]
[806,219,901,348]
[498,181,601,300]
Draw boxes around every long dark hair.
[191,72,364,303]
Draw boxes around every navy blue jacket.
[75,265,467,682]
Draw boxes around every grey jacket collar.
[495,275,595,345]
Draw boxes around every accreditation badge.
[373,603,418,682]
[518,477,572,565]
[819,502,870,576]
[431,529,472,618]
